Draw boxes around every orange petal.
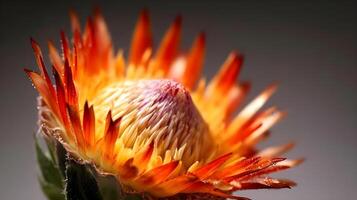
[244,165,291,180]
[193,153,232,180]
[209,51,244,94]
[234,178,296,190]
[118,158,139,180]
[227,122,262,146]
[181,32,205,89]
[226,83,278,139]
[25,69,57,116]
[83,101,95,147]
[64,61,78,110]
[183,182,251,200]
[211,157,262,179]
[60,31,71,63]
[69,9,81,34]
[48,40,63,75]
[114,51,125,77]
[66,104,85,150]
[129,9,152,66]
[93,8,112,53]
[245,111,286,146]
[225,82,251,118]
[154,15,181,73]
[103,111,121,157]
[137,161,179,186]
[153,174,198,197]
[53,68,72,135]
[225,158,285,182]
[134,141,154,169]
[258,142,295,158]
[30,38,56,99]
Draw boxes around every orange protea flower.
[26,9,302,200]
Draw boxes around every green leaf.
[43,135,57,163]
[96,174,122,200]
[39,177,65,200]
[55,141,67,177]
[65,159,103,200]
[35,136,64,189]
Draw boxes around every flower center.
[91,79,214,166]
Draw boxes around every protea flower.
[25,9,302,200]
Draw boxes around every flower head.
[26,9,302,199]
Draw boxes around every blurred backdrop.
[0,0,356,199]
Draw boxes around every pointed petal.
[258,142,295,158]
[183,182,251,200]
[134,141,154,170]
[129,9,152,66]
[154,15,181,73]
[193,153,232,180]
[226,83,278,139]
[69,9,81,33]
[209,51,244,94]
[234,178,296,190]
[83,102,95,147]
[137,161,179,186]
[211,157,262,179]
[66,104,85,150]
[245,111,286,146]
[30,38,56,99]
[53,68,71,135]
[118,158,139,180]
[93,8,111,52]
[225,158,286,182]
[181,32,205,89]
[153,174,198,197]
[25,69,57,115]
[48,41,63,75]
[64,61,78,110]
[60,31,71,62]
[103,111,121,157]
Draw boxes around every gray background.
[0,0,356,199]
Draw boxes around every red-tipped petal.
[83,101,96,147]
[69,9,81,33]
[215,52,244,93]
[181,32,206,89]
[64,61,78,110]
[30,38,56,99]
[183,182,251,200]
[225,158,285,182]
[48,41,64,75]
[234,178,296,190]
[226,83,278,139]
[258,142,295,158]
[60,31,71,62]
[228,123,262,146]
[66,104,85,150]
[153,174,198,197]
[193,153,232,180]
[211,157,262,179]
[119,158,139,180]
[25,69,56,114]
[134,141,154,169]
[154,15,182,73]
[129,9,152,66]
[53,67,69,129]
[103,111,121,157]
[137,161,179,186]
[30,38,44,71]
